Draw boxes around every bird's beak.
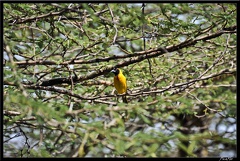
[110,68,118,75]
[110,68,117,73]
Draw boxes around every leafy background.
[3,3,236,157]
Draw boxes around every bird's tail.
[122,94,128,104]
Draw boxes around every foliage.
[3,3,236,158]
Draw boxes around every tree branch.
[4,26,236,87]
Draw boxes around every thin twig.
[186,91,226,118]
[107,4,118,44]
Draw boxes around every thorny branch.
[3,68,236,103]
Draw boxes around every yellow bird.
[111,68,127,103]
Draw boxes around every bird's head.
[110,68,120,76]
